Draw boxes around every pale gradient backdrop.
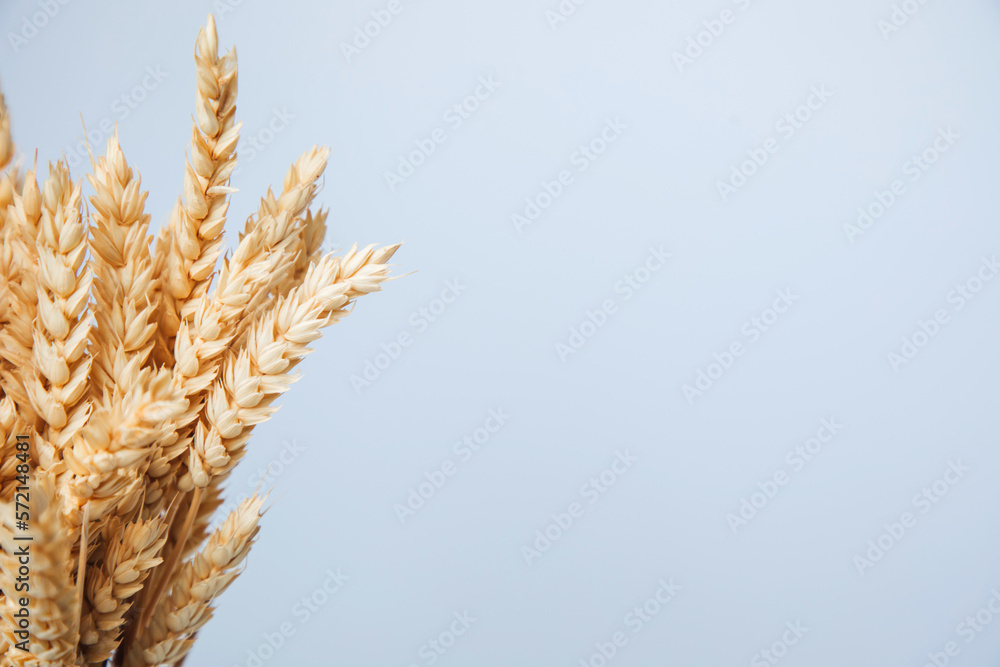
[3,0,1000,665]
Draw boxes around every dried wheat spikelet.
[153,14,240,349]
[0,12,402,667]
[26,163,93,480]
[79,514,170,664]
[143,145,332,514]
[0,169,43,429]
[124,496,263,667]
[86,133,159,399]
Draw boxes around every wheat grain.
[123,495,263,666]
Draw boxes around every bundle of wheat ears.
[0,15,399,667]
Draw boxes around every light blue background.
[3,0,1000,665]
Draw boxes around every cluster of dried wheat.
[0,15,399,667]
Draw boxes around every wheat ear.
[152,14,240,361]
[183,244,399,489]
[78,513,170,664]
[237,147,330,314]
[23,163,93,479]
[143,147,329,512]
[86,132,160,398]
[61,368,187,528]
[123,495,263,667]
[282,206,329,295]
[0,169,43,431]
